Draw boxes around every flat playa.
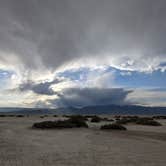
[0,116,166,166]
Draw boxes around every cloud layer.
[46,88,132,108]
[19,79,61,95]
[0,0,166,73]
[0,0,166,108]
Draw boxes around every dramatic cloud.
[127,88,166,107]
[0,0,166,73]
[19,79,61,95]
[47,88,132,107]
[0,0,166,107]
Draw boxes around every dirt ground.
[0,116,166,166]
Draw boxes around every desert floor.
[0,116,166,166]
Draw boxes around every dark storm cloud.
[0,0,166,70]
[47,88,132,107]
[19,79,61,95]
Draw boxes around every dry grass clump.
[101,123,127,130]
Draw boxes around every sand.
[0,116,166,166]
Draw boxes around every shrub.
[67,115,88,127]
[32,116,88,129]
[116,116,158,126]
[53,115,57,117]
[102,118,114,122]
[136,119,162,126]
[116,118,130,124]
[101,123,127,130]
[33,120,76,129]
[8,115,15,117]
[91,116,101,123]
[0,115,7,117]
[16,115,24,117]
[114,115,121,119]
[116,116,139,124]
[62,115,70,118]
[153,116,166,120]
[84,115,94,118]
[68,115,88,121]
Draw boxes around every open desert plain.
[0,115,166,166]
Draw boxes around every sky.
[0,0,166,108]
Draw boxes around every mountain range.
[0,105,166,115]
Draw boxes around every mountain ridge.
[0,104,166,115]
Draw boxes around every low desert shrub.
[33,120,75,129]
[0,115,7,117]
[8,115,15,117]
[116,116,139,124]
[33,116,88,129]
[67,115,88,127]
[102,118,114,122]
[101,123,127,130]
[116,116,160,126]
[136,119,162,126]
[68,115,88,121]
[16,115,24,117]
[116,118,130,124]
[91,116,101,123]
[62,115,70,118]
[153,116,166,120]
[84,115,94,118]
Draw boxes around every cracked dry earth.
[0,117,166,166]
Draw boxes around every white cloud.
[127,89,166,106]
[0,0,166,107]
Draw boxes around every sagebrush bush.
[153,116,166,120]
[116,116,139,124]
[33,120,75,129]
[8,115,15,117]
[116,116,161,126]
[67,115,88,127]
[33,116,88,129]
[0,115,7,117]
[16,115,24,117]
[136,119,162,126]
[102,118,114,122]
[101,123,127,130]
[91,116,101,123]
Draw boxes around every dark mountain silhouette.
[0,105,166,115]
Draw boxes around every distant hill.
[78,105,166,115]
[0,105,166,115]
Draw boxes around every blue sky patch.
[57,67,166,89]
